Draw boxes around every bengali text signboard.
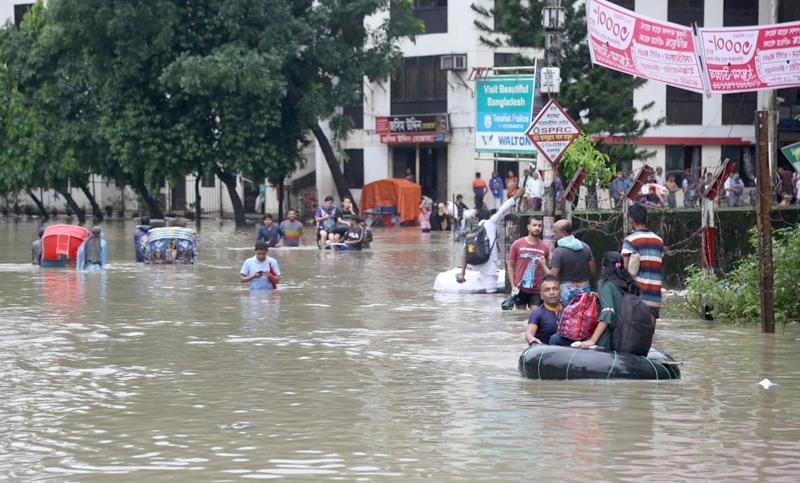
[587,0,705,93]
[699,21,800,94]
[475,75,538,154]
[524,99,581,167]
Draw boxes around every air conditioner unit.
[440,54,467,71]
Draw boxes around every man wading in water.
[77,226,108,270]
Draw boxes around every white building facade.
[291,0,535,216]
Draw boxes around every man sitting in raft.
[77,226,108,270]
[455,188,523,293]
[240,240,281,290]
[525,275,561,345]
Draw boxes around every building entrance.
[393,145,448,202]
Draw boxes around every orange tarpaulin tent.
[359,178,421,224]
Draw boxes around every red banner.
[699,22,800,94]
[587,0,705,93]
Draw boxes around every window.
[414,0,447,34]
[201,173,215,188]
[494,53,515,68]
[666,145,701,185]
[391,56,448,115]
[343,94,364,130]
[344,149,364,189]
[724,0,758,27]
[14,4,33,26]
[668,0,704,27]
[722,92,757,125]
[666,86,702,125]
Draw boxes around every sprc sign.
[475,75,538,154]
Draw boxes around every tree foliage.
[684,225,800,325]
[560,132,612,189]
[0,0,421,225]
[472,0,662,167]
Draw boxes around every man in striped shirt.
[622,204,663,327]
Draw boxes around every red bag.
[557,292,599,341]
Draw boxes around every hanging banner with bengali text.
[698,21,800,94]
[587,0,706,94]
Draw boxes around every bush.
[685,224,800,325]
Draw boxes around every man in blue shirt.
[524,275,561,344]
[256,214,283,247]
[77,226,108,270]
[240,241,281,290]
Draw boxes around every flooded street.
[2,218,800,481]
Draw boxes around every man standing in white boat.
[455,189,523,293]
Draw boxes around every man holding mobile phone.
[239,240,281,290]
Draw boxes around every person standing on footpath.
[505,170,518,201]
[456,189,523,293]
[537,219,596,306]
[472,172,488,209]
[507,215,550,309]
[525,170,543,211]
[622,204,663,327]
[488,171,504,214]
[133,216,152,262]
[666,175,679,208]
[610,170,626,208]
[240,240,281,290]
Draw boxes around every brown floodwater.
[1,218,799,482]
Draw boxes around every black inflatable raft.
[518,345,681,380]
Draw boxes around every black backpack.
[612,291,655,356]
[464,224,494,265]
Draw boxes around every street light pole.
[541,0,565,248]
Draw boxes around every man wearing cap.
[134,216,152,262]
[77,226,108,270]
[32,227,45,265]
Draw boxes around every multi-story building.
[300,0,534,215]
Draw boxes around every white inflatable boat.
[433,267,506,293]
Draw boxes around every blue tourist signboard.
[475,74,539,154]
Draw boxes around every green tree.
[0,3,97,223]
[283,0,423,209]
[472,0,660,167]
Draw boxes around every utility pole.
[756,111,775,334]
[541,0,565,249]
